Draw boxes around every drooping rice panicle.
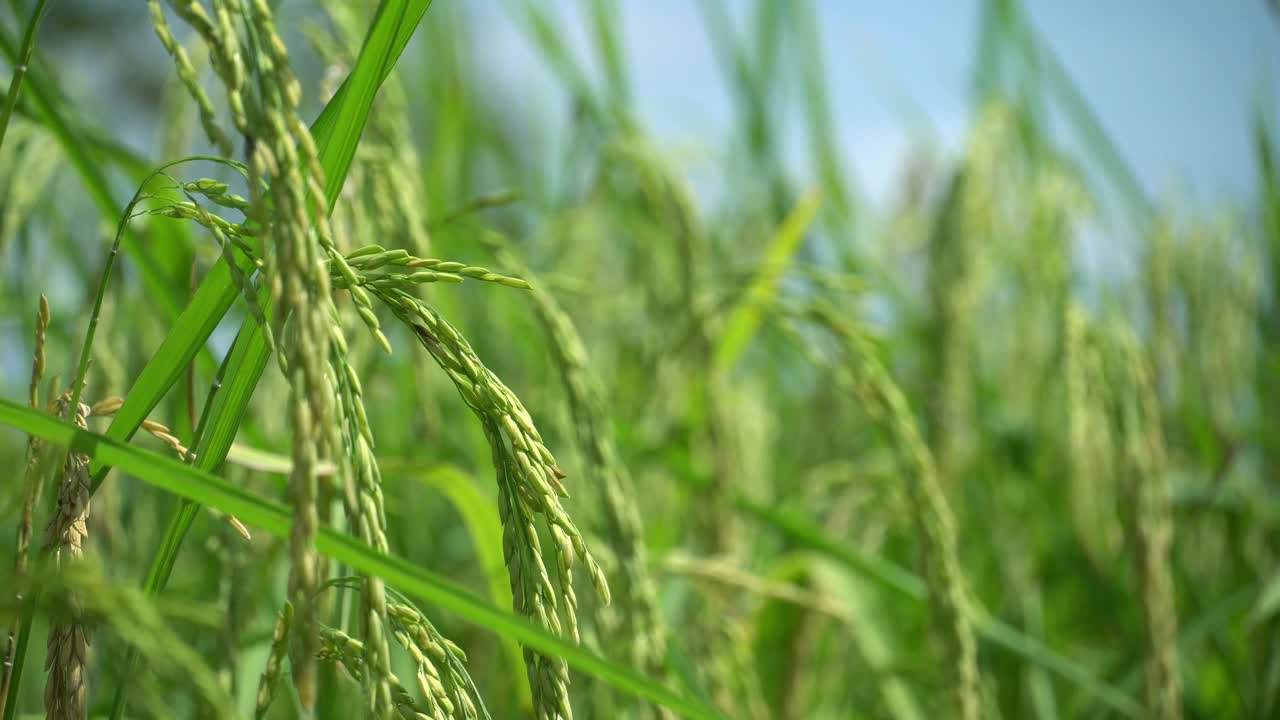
[386,599,482,720]
[146,0,232,155]
[329,324,396,718]
[1063,306,1123,568]
[1106,325,1182,720]
[797,302,980,720]
[484,235,668,686]
[238,0,339,703]
[41,393,91,720]
[368,285,607,720]
[318,626,437,720]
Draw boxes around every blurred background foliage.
[2,1,1279,718]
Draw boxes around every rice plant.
[0,1,1277,719]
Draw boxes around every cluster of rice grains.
[0,296,237,719]
[1066,315,1183,720]
[141,3,610,718]
[146,0,405,714]
[40,391,92,720]
[785,303,980,720]
[13,303,98,720]
[357,246,611,719]
[485,236,670,716]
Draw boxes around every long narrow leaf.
[0,399,721,720]
[714,189,823,370]
[0,0,50,151]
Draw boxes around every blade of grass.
[790,0,855,228]
[310,0,434,207]
[714,189,823,370]
[1001,0,1153,222]
[0,399,722,720]
[581,0,630,109]
[0,0,49,151]
[108,296,269,719]
[0,23,186,321]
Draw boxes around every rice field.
[0,2,1277,719]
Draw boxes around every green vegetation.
[0,1,1276,718]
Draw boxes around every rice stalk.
[253,602,293,720]
[0,0,51,152]
[242,0,387,348]
[609,137,746,559]
[484,234,669,711]
[229,0,351,706]
[330,324,396,718]
[797,301,980,720]
[133,178,497,716]
[41,392,91,720]
[1181,224,1260,434]
[603,134,773,716]
[369,284,608,720]
[925,106,1014,485]
[386,599,482,720]
[0,296,51,717]
[1108,326,1182,720]
[1007,162,1087,424]
[1063,306,1123,567]
[146,0,233,155]
[318,626,438,720]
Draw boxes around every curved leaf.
[0,398,721,720]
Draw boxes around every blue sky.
[46,2,1280,210]
[473,1,1280,210]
